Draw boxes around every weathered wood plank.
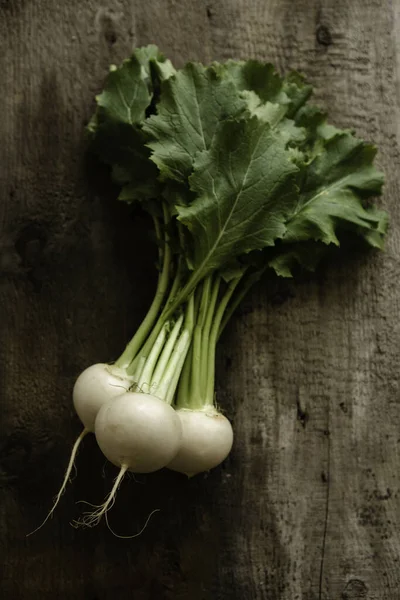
[1,1,400,599]
[209,1,400,598]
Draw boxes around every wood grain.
[1,1,399,598]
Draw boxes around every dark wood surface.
[1,1,400,598]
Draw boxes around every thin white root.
[105,508,160,539]
[27,428,88,537]
[72,465,128,528]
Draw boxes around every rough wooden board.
[1,1,399,599]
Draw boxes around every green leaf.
[283,131,386,247]
[242,91,286,123]
[216,61,310,148]
[88,49,388,286]
[294,105,346,162]
[88,49,171,204]
[143,63,247,182]
[96,58,151,126]
[88,55,152,175]
[282,71,313,118]
[133,44,176,85]
[92,46,174,129]
[93,121,160,200]
[242,90,306,145]
[218,60,312,119]
[219,260,249,282]
[361,208,389,248]
[216,60,287,104]
[177,116,300,277]
[117,178,159,204]
[162,180,196,207]
[267,241,330,277]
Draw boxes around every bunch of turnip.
[37,45,386,530]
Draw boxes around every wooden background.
[1,1,400,598]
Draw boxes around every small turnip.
[73,363,133,431]
[74,392,182,527]
[167,408,233,477]
[95,392,182,472]
[31,363,133,533]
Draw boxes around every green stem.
[150,314,184,389]
[176,294,196,407]
[218,268,264,339]
[205,277,242,406]
[167,255,184,305]
[163,268,204,320]
[177,342,193,407]
[133,355,146,385]
[140,264,213,358]
[115,207,172,369]
[164,330,191,405]
[192,278,211,401]
[176,276,239,411]
[193,280,202,325]
[201,275,220,391]
[137,323,168,393]
[132,255,184,369]
[154,296,194,402]
[184,291,195,333]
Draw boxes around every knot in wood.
[342,578,368,599]
[316,24,333,46]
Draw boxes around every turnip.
[164,276,238,477]
[95,392,182,472]
[75,392,182,526]
[73,363,133,431]
[29,363,134,533]
[167,408,233,476]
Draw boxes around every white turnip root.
[75,392,182,527]
[95,392,182,472]
[31,363,133,533]
[73,363,133,431]
[167,408,233,477]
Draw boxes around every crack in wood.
[319,421,331,599]
[296,396,309,428]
